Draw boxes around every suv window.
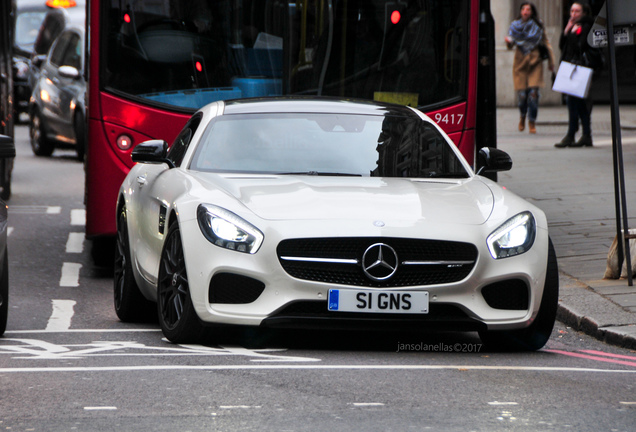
[60,33,81,69]
[49,32,72,67]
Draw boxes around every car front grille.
[277,237,478,288]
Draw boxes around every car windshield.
[15,11,47,50]
[190,112,469,179]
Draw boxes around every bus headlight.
[117,134,133,150]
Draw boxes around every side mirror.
[0,135,16,159]
[476,147,512,175]
[131,140,174,168]
[58,65,80,79]
[31,54,47,69]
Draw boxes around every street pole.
[606,0,633,285]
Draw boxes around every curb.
[557,292,636,350]
[536,121,636,130]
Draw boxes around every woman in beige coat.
[505,2,555,134]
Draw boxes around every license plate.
[328,289,428,314]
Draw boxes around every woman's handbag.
[538,43,550,61]
[552,61,593,99]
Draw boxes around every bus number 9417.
[434,113,464,125]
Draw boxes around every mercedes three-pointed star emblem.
[362,243,399,281]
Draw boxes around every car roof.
[16,0,48,12]
[17,0,85,23]
[222,97,421,118]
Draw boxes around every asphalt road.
[1,125,635,431]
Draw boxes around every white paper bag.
[552,61,593,99]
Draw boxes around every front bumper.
[14,81,30,112]
[179,217,550,332]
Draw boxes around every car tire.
[114,206,155,322]
[157,222,204,343]
[74,111,86,162]
[0,250,9,336]
[30,110,54,157]
[479,238,559,351]
[0,158,12,201]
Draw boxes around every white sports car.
[115,98,558,350]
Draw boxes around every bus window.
[101,0,468,111]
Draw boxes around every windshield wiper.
[423,172,469,179]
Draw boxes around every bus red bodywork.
[86,0,489,240]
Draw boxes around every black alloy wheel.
[114,206,155,322]
[157,223,203,343]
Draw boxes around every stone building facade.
[493,0,565,106]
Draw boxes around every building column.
[494,0,563,107]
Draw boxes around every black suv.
[13,0,49,122]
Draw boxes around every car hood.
[193,174,495,225]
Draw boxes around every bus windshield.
[101,0,468,111]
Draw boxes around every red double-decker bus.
[86,0,496,258]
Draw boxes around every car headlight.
[487,211,536,259]
[197,204,263,254]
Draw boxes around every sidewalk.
[496,104,636,349]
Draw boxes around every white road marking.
[71,209,85,226]
[1,338,70,356]
[84,407,117,411]
[8,206,60,215]
[0,365,634,374]
[488,401,519,406]
[4,329,161,334]
[45,300,76,331]
[220,406,262,409]
[352,403,385,407]
[60,262,82,287]
[7,227,12,236]
[619,401,636,405]
[214,344,318,362]
[66,232,85,253]
[0,339,319,361]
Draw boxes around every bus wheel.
[74,111,86,162]
[30,110,54,157]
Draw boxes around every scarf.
[508,18,543,55]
